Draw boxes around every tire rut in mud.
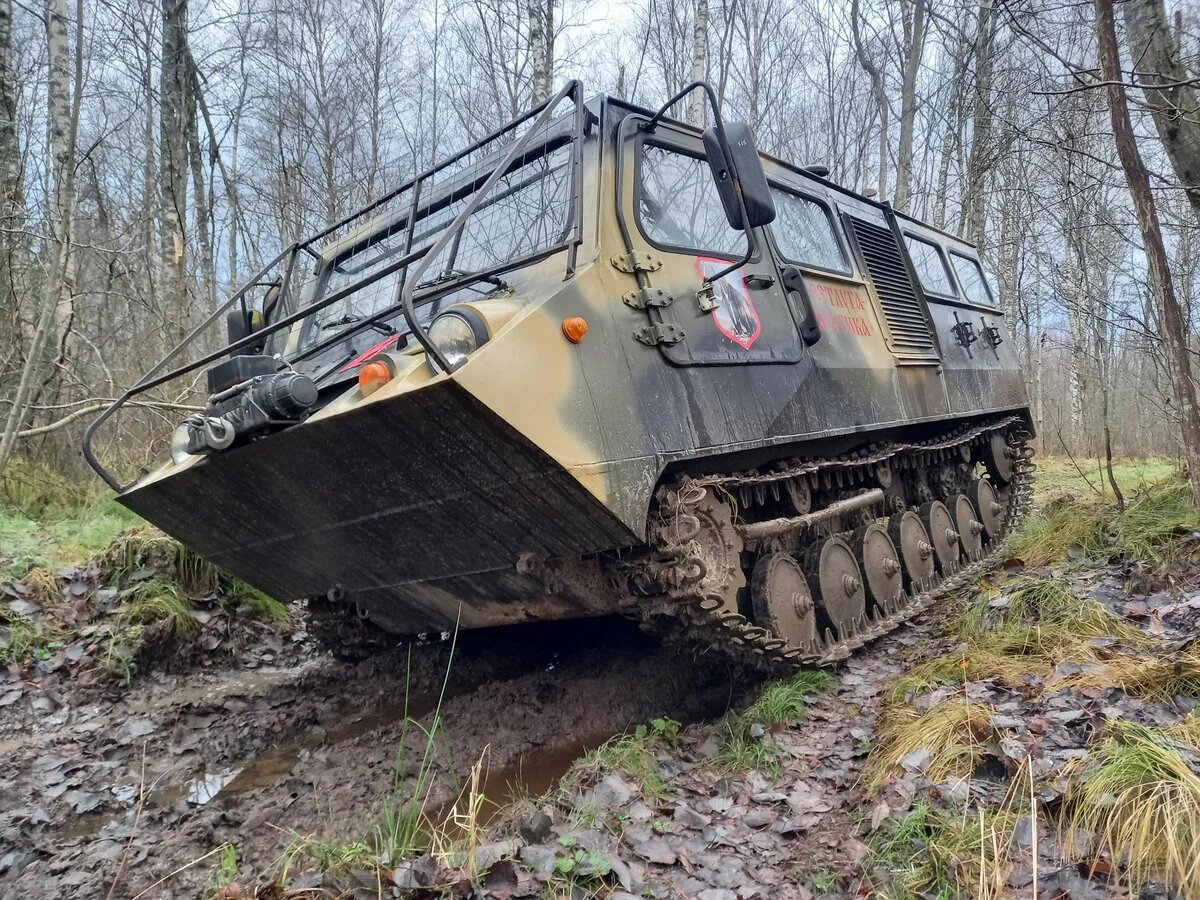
[0,617,746,899]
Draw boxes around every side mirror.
[226,308,264,357]
[703,121,776,230]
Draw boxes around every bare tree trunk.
[688,0,708,126]
[851,0,888,200]
[0,0,19,225]
[0,0,79,475]
[1123,0,1200,226]
[160,0,190,343]
[0,0,23,367]
[1095,0,1200,505]
[528,0,545,103]
[893,0,927,212]
[961,0,996,246]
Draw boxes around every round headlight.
[427,308,488,371]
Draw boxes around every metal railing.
[83,80,586,492]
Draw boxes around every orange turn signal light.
[562,316,588,344]
[359,359,394,396]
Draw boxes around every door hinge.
[634,323,685,346]
[610,251,662,274]
[623,286,674,310]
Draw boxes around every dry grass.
[1010,473,1200,567]
[1063,649,1200,701]
[868,700,997,793]
[1062,719,1200,895]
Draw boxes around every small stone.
[698,890,738,900]
[518,811,552,845]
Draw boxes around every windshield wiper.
[416,268,512,293]
[319,313,396,337]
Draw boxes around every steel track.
[620,416,1036,670]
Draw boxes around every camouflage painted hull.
[120,381,634,633]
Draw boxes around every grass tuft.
[714,669,831,773]
[564,718,680,801]
[869,700,996,793]
[868,802,1018,900]
[1009,472,1200,567]
[1062,720,1200,894]
[120,579,200,639]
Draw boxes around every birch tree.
[0,0,81,474]
[687,0,708,125]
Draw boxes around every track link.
[619,416,1036,670]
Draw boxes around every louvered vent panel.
[847,217,938,359]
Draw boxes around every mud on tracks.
[0,618,744,898]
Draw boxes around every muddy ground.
[4,555,1196,898]
[0,616,746,899]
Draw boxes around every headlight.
[427,308,488,372]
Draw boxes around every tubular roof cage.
[83,80,588,492]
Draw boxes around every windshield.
[292,137,575,375]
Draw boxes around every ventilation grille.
[847,217,938,360]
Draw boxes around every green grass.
[869,701,997,793]
[1034,456,1178,498]
[868,802,1018,900]
[1062,720,1200,895]
[714,669,831,773]
[563,717,681,801]
[1011,470,1200,567]
[120,579,201,638]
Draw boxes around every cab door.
[616,119,807,366]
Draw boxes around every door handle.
[779,265,821,346]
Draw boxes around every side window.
[949,252,995,307]
[904,235,956,297]
[769,188,849,273]
[638,143,745,256]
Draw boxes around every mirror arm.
[645,80,757,286]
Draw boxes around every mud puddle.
[2,616,744,899]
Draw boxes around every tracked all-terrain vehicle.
[84,82,1035,667]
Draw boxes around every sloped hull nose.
[119,381,636,633]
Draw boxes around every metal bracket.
[610,251,662,274]
[623,287,674,310]
[950,311,977,357]
[979,317,1003,357]
[634,323,685,346]
[696,283,719,312]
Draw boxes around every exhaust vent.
[846,216,939,362]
